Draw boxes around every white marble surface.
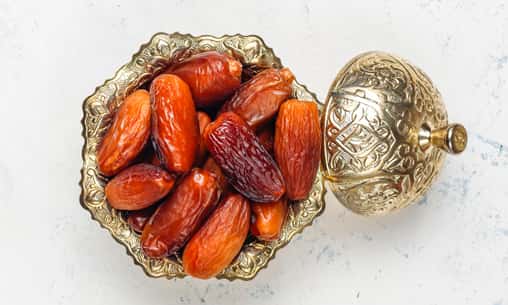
[1,0,507,304]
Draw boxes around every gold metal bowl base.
[80,33,326,280]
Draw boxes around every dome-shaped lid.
[322,51,467,216]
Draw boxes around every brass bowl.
[80,33,326,280]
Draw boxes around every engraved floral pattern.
[80,33,325,280]
[323,52,448,215]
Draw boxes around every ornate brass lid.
[322,52,467,216]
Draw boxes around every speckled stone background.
[1,0,507,304]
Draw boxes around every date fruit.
[151,74,200,174]
[196,111,212,165]
[105,163,175,210]
[166,51,242,108]
[220,68,294,129]
[204,112,285,202]
[141,169,221,258]
[250,198,288,241]
[274,99,321,200]
[127,205,158,233]
[182,193,250,279]
[98,89,151,176]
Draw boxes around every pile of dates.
[98,51,321,279]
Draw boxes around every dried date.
[250,198,288,241]
[151,74,200,174]
[182,193,250,279]
[97,89,151,176]
[105,163,175,210]
[204,112,285,202]
[274,100,321,200]
[141,169,221,258]
[166,51,242,108]
[219,68,294,129]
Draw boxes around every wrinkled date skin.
[274,100,321,200]
[203,157,228,191]
[141,169,221,258]
[250,198,288,241]
[220,68,294,129]
[196,111,212,166]
[127,205,158,233]
[151,74,200,174]
[182,193,250,279]
[98,89,151,176]
[204,112,285,203]
[166,51,242,108]
[105,163,175,210]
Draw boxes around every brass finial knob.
[419,123,468,154]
